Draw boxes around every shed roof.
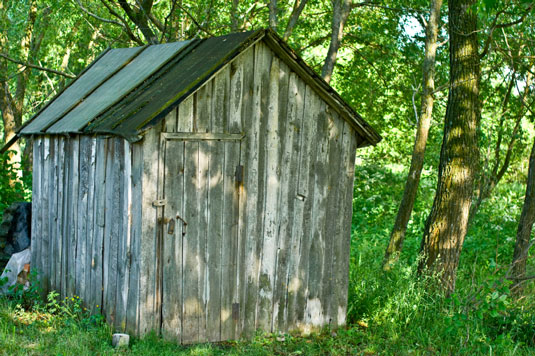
[13,29,380,147]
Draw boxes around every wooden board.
[31,138,42,293]
[161,139,184,341]
[333,121,358,327]
[67,137,80,297]
[257,55,281,331]
[55,137,65,296]
[139,128,161,335]
[126,142,143,334]
[182,141,201,343]
[220,141,241,340]
[285,84,318,329]
[91,138,107,314]
[236,46,255,339]
[41,137,50,296]
[272,67,298,332]
[303,99,330,329]
[241,43,268,337]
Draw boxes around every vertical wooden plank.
[55,137,65,296]
[332,121,358,328]
[182,141,201,344]
[272,68,299,332]
[31,138,42,290]
[177,96,194,132]
[49,137,58,293]
[76,136,91,300]
[116,140,131,331]
[220,140,240,340]
[303,100,330,330]
[102,139,114,323]
[257,55,281,331]
[91,138,107,314]
[286,83,319,330]
[195,80,212,133]
[108,139,123,327]
[163,107,178,132]
[206,70,229,341]
[41,137,50,296]
[322,110,344,326]
[205,143,223,342]
[237,47,254,339]
[60,138,70,299]
[84,138,96,305]
[198,140,209,342]
[67,137,80,297]
[161,140,184,341]
[139,128,160,335]
[242,43,271,337]
[212,65,230,133]
[229,52,245,134]
[195,79,212,342]
[127,142,143,335]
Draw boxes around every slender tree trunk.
[418,0,480,294]
[511,136,535,289]
[268,0,278,31]
[383,0,443,270]
[283,0,308,41]
[322,0,351,83]
[230,0,240,31]
[469,69,532,224]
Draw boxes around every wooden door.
[159,133,243,343]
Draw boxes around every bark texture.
[418,0,480,294]
[383,0,442,270]
[511,136,535,287]
[321,0,351,84]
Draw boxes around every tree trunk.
[268,0,278,31]
[383,0,443,270]
[321,0,351,84]
[510,136,535,289]
[418,0,480,294]
[283,0,308,41]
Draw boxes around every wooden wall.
[139,41,360,341]
[31,135,142,334]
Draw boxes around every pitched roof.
[13,29,380,148]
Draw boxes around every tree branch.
[175,3,215,37]
[99,0,144,45]
[160,0,178,42]
[0,53,75,79]
[480,4,533,59]
[76,0,124,27]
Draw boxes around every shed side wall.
[31,135,142,334]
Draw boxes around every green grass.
[0,162,534,355]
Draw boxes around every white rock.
[112,333,130,348]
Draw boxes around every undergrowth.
[0,163,533,355]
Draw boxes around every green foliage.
[0,151,31,219]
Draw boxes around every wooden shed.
[14,29,380,343]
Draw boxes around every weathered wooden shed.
[14,29,380,343]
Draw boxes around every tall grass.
[347,162,535,354]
